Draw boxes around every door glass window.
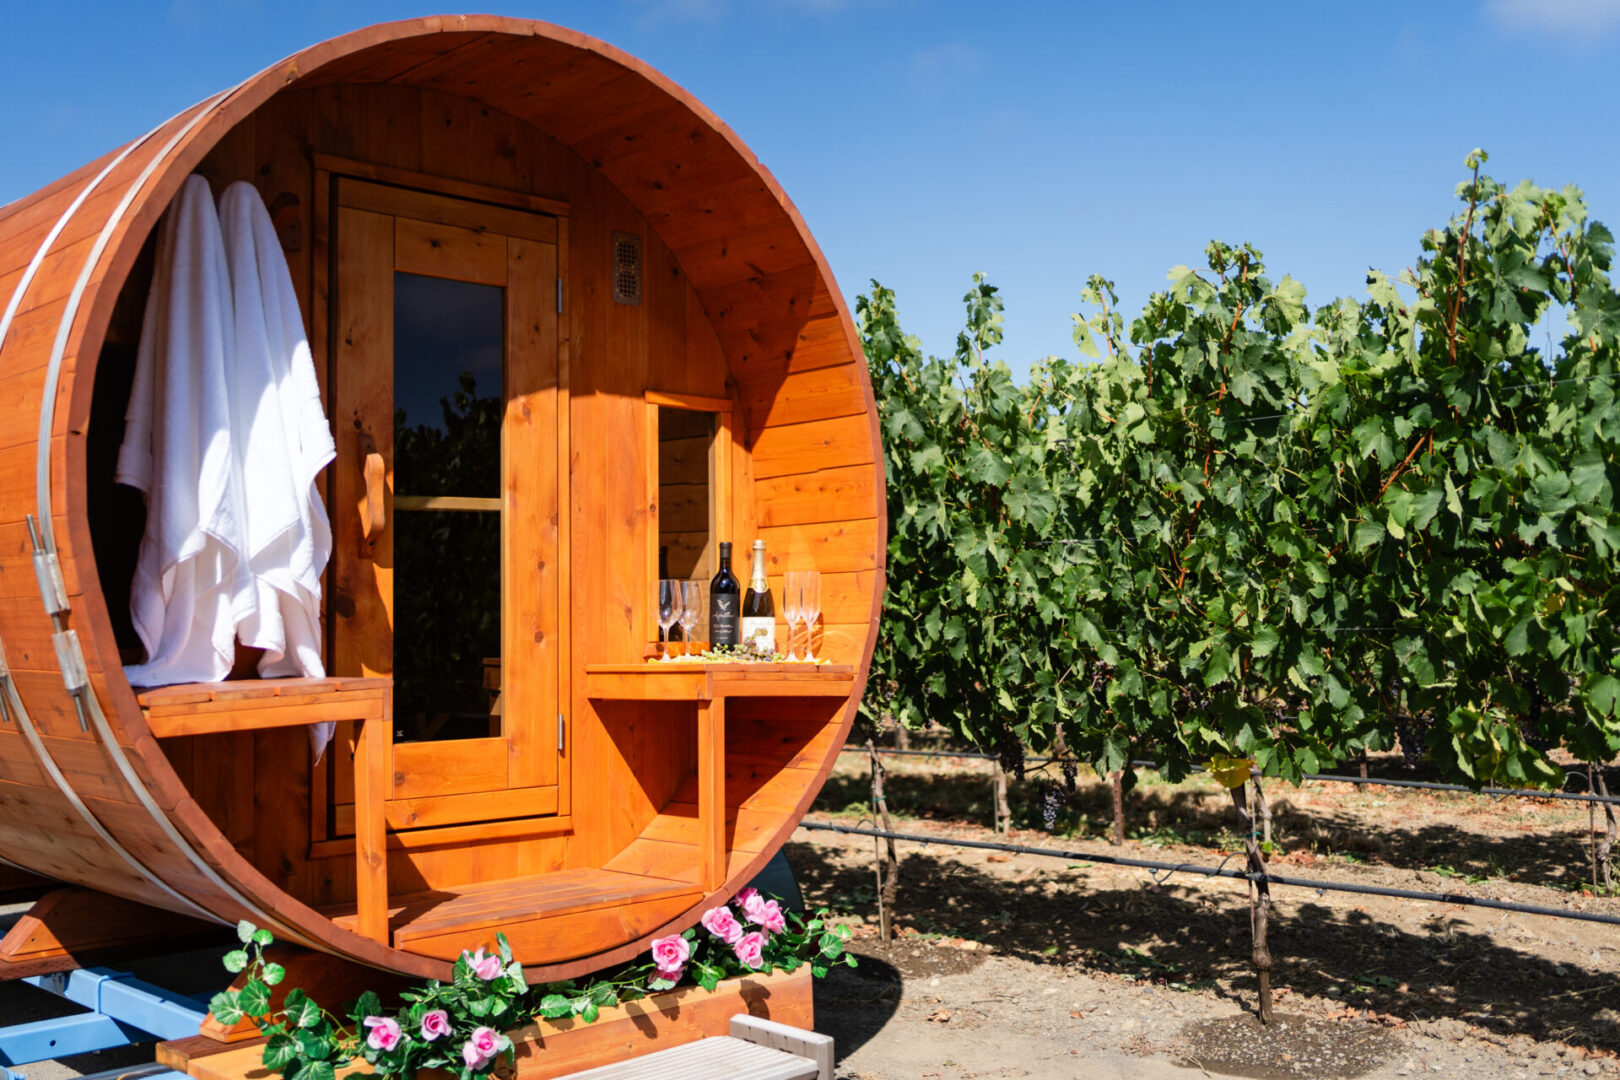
[391,271,505,742]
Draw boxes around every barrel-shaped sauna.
[0,16,882,981]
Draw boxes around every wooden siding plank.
[753,465,877,529]
[757,518,880,575]
[740,363,865,432]
[749,413,874,480]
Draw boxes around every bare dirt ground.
[3,750,1616,1080]
[799,748,1620,1080]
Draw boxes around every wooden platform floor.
[326,867,701,963]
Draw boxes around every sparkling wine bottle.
[740,539,775,656]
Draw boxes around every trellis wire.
[838,744,1620,807]
[798,820,1620,927]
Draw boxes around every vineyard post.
[1590,765,1600,892]
[1597,771,1616,893]
[992,760,1011,834]
[1111,771,1125,846]
[867,738,899,941]
[1230,774,1275,1024]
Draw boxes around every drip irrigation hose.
[797,820,1620,927]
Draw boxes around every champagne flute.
[679,580,703,655]
[782,571,802,661]
[657,579,679,660]
[801,570,822,663]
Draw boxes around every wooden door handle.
[360,434,386,557]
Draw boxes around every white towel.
[218,181,338,759]
[118,175,254,687]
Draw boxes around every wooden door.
[330,178,568,829]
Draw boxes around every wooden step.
[326,868,701,965]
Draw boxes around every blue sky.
[4,1,1620,376]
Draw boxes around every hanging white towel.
[218,181,338,760]
[117,175,253,688]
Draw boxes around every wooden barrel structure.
[0,16,882,981]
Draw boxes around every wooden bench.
[554,1015,832,1080]
[136,677,394,944]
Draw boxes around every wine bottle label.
[709,594,739,645]
[740,616,776,655]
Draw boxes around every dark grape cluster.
[1521,684,1554,753]
[1061,758,1078,795]
[1521,726,1555,754]
[1040,782,1063,831]
[998,729,1026,781]
[1394,715,1429,768]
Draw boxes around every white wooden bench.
[556,1015,833,1080]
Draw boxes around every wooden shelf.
[585,663,854,892]
[585,663,854,702]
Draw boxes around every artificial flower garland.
[210,892,854,1080]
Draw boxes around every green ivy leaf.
[538,993,574,1019]
[284,988,321,1029]
[263,1032,298,1071]
[239,980,272,1017]
[209,991,245,1026]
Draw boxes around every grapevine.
[858,152,1620,1021]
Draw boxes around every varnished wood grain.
[352,712,390,942]
[332,205,396,680]
[0,15,882,986]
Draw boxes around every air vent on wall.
[612,231,642,305]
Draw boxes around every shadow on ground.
[812,952,903,1060]
[785,838,1620,1053]
[817,761,1610,891]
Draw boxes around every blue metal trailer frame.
[0,967,209,1080]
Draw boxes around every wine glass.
[800,570,822,663]
[679,580,704,655]
[782,571,803,661]
[657,579,679,659]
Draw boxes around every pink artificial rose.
[462,1026,501,1070]
[650,933,691,975]
[363,1015,403,1052]
[700,905,744,944]
[463,946,504,980]
[733,887,760,910]
[751,898,787,934]
[419,1008,450,1042]
[733,930,767,969]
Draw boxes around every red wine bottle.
[708,541,740,647]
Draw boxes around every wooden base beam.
[0,887,219,982]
